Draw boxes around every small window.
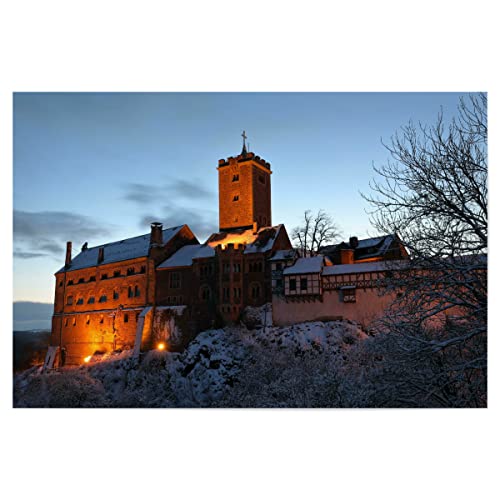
[140,265,146,273]
[233,263,241,273]
[65,318,69,326]
[113,270,121,278]
[67,280,74,286]
[259,175,265,184]
[289,279,297,291]
[342,287,356,303]
[101,273,108,280]
[72,317,77,326]
[300,278,308,291]
[59,281,63,287]
[134,285,140,297]
[99,295,107,303]
[124,313,129,323]
[170,273,180,289]
[233,194,239,202]
[128,286,133,298]
[66,296,73,305]
[76,298,84,305]
[88,296,95,304]
[113,290,119,300]
[86,315,90,325]
[251,283,261,299]
[89,275,96,282]
[127,267,134,276]
[78,278,85,284]
[99,315,104,324]
[232,174,239,182]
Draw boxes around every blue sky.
[13,92,467,302]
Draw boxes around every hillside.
[13,314,368,408]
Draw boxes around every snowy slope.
[13,306,367,408]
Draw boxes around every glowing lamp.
[221,244,226,250]
[83,355,92,363]
[157,342,166,351]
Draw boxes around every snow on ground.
[13,304,368,408]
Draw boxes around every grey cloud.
[14,210,112,260]
[14,251,48,259]
[123,178,214,206]
[140,204,218,241]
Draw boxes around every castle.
[49,137,407,366]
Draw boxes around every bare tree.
[361,93,487,407]
[292,209,341,256]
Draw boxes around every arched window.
[113,289,119,300]
[200,285,211,301]
[250,283,261,300]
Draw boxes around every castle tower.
[217,132,272,232]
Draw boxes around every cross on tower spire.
[241,130,248,155]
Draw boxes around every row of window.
[289,278,309,292]
[63,266,146,287]
[66,286,141,305]
[222,262,242,274]
[199,264,214,277]
[64,311,140,327]
[165,296,184,305]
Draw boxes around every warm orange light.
[83,355,92,363]
[157,342,166,351]
[221,244,226,250]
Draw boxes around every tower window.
[233,195,239,202]
[124,313,129,323]
[232,174,239,182]
[134,285,140,297]
[259,175,265,184]
[170,273,180,289]
[113,290,119,300]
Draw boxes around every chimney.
[65,241,72,267]
[252,221,258,234]
[98,247,104,264]
[349,236,359,249]
[150,222,163,247]
[340,248,355,265]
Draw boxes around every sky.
[13,92,467,303]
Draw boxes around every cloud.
[122,178,214,206]
[140,204,218,240]
[13,210,112,260]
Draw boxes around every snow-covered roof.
[57,226,185,273]
[205,224,286,254]
[283,256,326,275]
[158,244,215,269]
[320,234,402,261]
[244,225,285,254]
[269,249,297,261]
[322,260,408,276]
